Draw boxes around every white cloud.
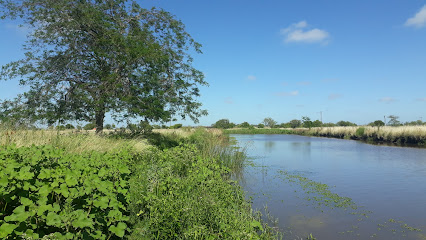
[276,90,299,97]
[379,97,397,103]
[247,75,257,81]
[405,5,426,28]
[281,21,330,44]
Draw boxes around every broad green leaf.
[109,222,127,237]
[0,223,18,238]
[65,175,78,187]
[71,211,93,229]
[46,212,61,226]
[20,197,33,206]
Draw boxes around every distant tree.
[56,125,66,131]
[257,123,265,128]
[387,115,401,126]
[104,124,113,130]
[322,122,336,127]
[336,121,357,127]
[302,116,313,129]
[262,117,277,128]
[170,123,183,129]
[404,120,424,126]
[65,123,75,129]
[83,123,96,130]
[279,122,291,128]
[289,119,302,129]
[369,120,385,130]
[212,119,235,129]
[312,120,323,128]
[239,122,251,128]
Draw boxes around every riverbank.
[224,126,426,147]
[0,127,278,239]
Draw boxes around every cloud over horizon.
[405,5,426,28]
[281,21,330,44]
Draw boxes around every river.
[232,134,426,240]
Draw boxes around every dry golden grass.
[153,127,223,137]
[0,128,149,153]
[307,126,426,141]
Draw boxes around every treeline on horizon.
[211,115,425,129]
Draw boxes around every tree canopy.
[0,0,207,132]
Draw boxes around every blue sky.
[1,0,426,126]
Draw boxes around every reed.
[0,127,149,153]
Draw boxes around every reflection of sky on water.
[233,134,426,240]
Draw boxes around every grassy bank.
[305,126,426,146]
[224,126,426,146]
[0,127,278,239]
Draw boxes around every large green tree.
[0,0,207,133]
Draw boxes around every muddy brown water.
[232,134,426,240]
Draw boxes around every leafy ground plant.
[0,145,133,239]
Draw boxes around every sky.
[1,0,426,126]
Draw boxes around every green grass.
[0,127,280,239]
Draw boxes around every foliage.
[224,128,294,135]
[83,123,96,131]
[238,121,251,128]
[127,120,153,136]
[0,145,132,239]
[128,144,270,239]
[0,0,207,133]
[302,116,313,129]
[387,115,401,126]
[212,119,235,129]
[65,124,75,130]
[289,119,302,128]
[262,117,277,128]
[404,120,424,126]
[312,120,323,128]
[170,123,183,129]
[257,124,265,128]
[336,120,357,127]
[369,120,385,130]
[355,127,365,137]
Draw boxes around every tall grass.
[305,126,426,145]
[0,127,149,153]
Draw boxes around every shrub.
[0,145,133,239]
[355,127,366,137]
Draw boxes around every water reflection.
[233,134,426,240]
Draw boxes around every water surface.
[233,134,426,240]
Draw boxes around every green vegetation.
[0,0,206,133]
[262,117,277,128]
[224,128,295,135]
[212,119,236,129]
[0,127,279,239]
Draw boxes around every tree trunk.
[95,109,105,134]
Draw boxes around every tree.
[289,119,301,129]
[212,119,235,129]
[238,122,250,128]
[387,115,401,126]
[302,116,313,129]
[257,123,265,128]
[336,120,357,127]
[0,0,207,133]
[369,120,385,130]
[262,117,277,128]
[312,120,323,128]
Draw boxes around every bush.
[0,145,133,239]
[170,123,183,129]
[355,127,365,137]
[83,123,96,130]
